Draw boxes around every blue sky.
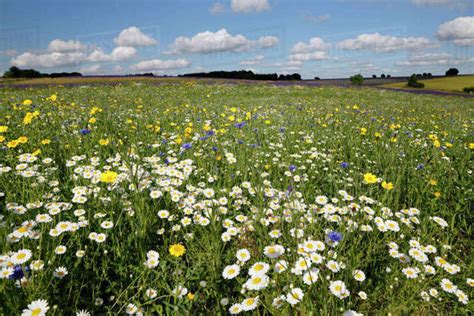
[0,0,473,78]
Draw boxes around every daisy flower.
[222,264,240,279]
[21,299,49,316]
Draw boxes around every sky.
[0,0,473,79]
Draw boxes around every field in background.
[380,75,474,93]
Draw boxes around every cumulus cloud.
[48,39,86,52]
[0,49,17,57]
[209,2,226,15]
[288,37,331,63]
[395,52,473,66]
[289,51,330,62]
[437,16,474,46]
[132,58,190,71]
[11,51,87,68]
[79,64,101,74]
[166,29,278,54]
[290,37,331,54]
[231,0,270,13]
[258,35,279,48]
[88,46,137,62]
[114,26,157,47]
[240,55,264,65]
[411,0,471,8]
[337,33,436,52]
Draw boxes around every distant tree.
[387,74,391,78]
[422,72,427,77]
[314,77,320,80]
[427,73,432,77]
[463,86,474,93]
[350,74,364,85]
[372,74,377,78]
[445,68,459,76]
[407,74,424,88]
[381,74,386,78]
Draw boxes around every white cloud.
[288,37,331,63]
[48,39,86,52]
[337,33,436,52]
[231,0,270,13]
[79,64,101,74]
[88,46,137,62]
[166,29,277,54]
[411,0,471,7]
[114,26,157,47]
[258,36,279,48]
[240,55,264,65]
[303,13,331,24]
[395,52,473,66]
[412,0,452,4]
[290,37,330,54]
[0,49,17,57]
[437,16,474,46]
[11,51,86,68]
[132,58,190,71]
[209,2,226,15]
[289,51,330,62]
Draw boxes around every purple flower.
[340,162,349,168]
[327,231,342,242]
[234,121,246,128]
[80,129,91,135]
[9,265,25,280]
[416,163,425,170]
[289,165,297,172]
[182,143,192,150]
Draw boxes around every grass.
[380,75,474,93]
[0,82,473,315]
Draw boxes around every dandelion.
[381,181,393,190]
[100,171,118,183]
[363,172,377,184]
[169,243,186,257]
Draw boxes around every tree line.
[179,70,301,81]
[3,66,82,79]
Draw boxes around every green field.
[0,82,473,315]
[380,75,474,93]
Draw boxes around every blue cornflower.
[80,128,91,135]
[416,163,425,170]
[289,165,297,172]
[234,121,246,128]
[182,143,192,150]
[9,265,25,280]
[340,162,349,168]
[327,231,343,242]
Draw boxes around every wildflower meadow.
[0,81,473,315]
